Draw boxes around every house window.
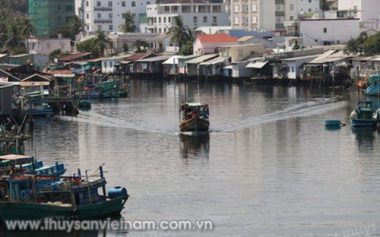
[109,25,113,31]
[121,1,126,7]
[96,1,101,6]
[193,16,197,23]
[86,1,89,7]
[97,13,101,19]
[203,16,207,23]
[131,1,135,7]
[109,13,112,19]
[86,13,89,19]
[323,27,327,33]
[163,17,166,23]
[108,1,112,7]
[212,16,217,24]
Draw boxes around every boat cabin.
[180,103,209,121]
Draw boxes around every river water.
[12,80,380,236]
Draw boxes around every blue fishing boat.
[350,101,380,127]
[0,154,66,176]
[0,166,128,221]
[364,72,380,96]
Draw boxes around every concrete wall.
[28,38,71,55]
[300,19,361,47]
[219,44,264,63]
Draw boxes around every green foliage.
[58,16,83,41]
[179,41,193,56]
[120,12,136,33]
[133,40,149,53]
[169,16,194,55]
[77,32,112,57]
[320,0,330,11]
[345,32,367,54]
[364,32,380,56]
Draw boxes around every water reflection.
[179,134,210,159]
[352,127,376,151]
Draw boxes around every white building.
[80,0,153,33]
[27,37,72,55]
[338,0,380,30]
[146,0,230,34]
[300,18,361,47]
[231,0,320,32]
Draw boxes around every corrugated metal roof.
[246,61,268,69]
[199,56,229,65]
[309,50,351,64]
[136,55,172,62]
[281,55,319,62]
[186,54,219,64]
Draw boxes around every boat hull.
[351,119,377,128]
[0,195,128,221]
[180,117,210,132]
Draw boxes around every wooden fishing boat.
[0,154,66,176]
[179,103,210,133]
[0,166,128,220]
[350,101,380,128]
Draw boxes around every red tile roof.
[197,34,238,44]
[126,53,156,61]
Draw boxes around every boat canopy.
[0,154,33,161]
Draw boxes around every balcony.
[94,6,112,11]
[94,19,113,24]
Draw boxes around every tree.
[364,32,380,56]
[59,16,83,41]
[93,31,112,56]
[133,40,149,53]
[17,16,36,39]
[345,32,368,55]
[5,20,25,53]
[320,0,330,11]
[169,16,194,55]
[120,12,136,33]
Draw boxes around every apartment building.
[145,0,230,34]
[231,0,320,32]
[79,0,153,33]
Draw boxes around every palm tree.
[5,21,24,51]
[16,16,36,52]
[120,12,136,33]
[169,16,192,50]
[93,31,112,56]
[17,16,36,38]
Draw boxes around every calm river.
[8,80,380,237]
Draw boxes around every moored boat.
[179,103,210,133]
[0,166,128,220]
[350,101,380,128]
[364,72,380,96]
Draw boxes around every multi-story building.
[231,0,320,32]
[145,0,230,34]
[80,0,153,33]
[29,0,76,36]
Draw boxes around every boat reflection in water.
[352,127,377,151]
[179,134,210,159]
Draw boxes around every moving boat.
[350,101,380,127]
[179,103,210,133]
[0,166,128,220]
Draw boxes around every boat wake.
[58,100,348,134]
[213,100,348,132]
